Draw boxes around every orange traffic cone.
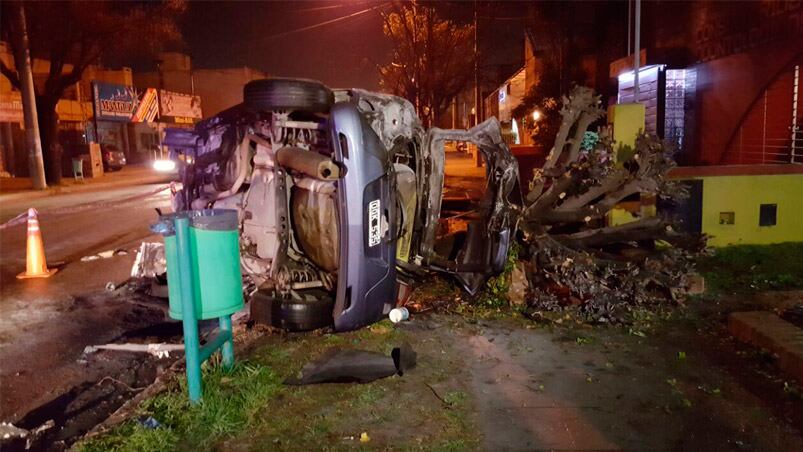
[17,208,57,279]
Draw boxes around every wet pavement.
[450,312,803,451]
[0,184,174,423]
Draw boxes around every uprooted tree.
[518,86,705,323]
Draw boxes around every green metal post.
[219,315,234,369]
[175,217,202,404]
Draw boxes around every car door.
[419,119,521,295]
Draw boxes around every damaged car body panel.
[420,118,521,295]
[161,78,519,332]
[328,100,398,331]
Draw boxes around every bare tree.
[379,2,475,127]
[0,0,184,184]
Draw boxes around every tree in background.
[513,2,625,147]
[379,2,476,128]
[0,0,184,184]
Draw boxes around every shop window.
[719,212,735,225]
[759,204,777,226]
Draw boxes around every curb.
[0,174,175,203]
[729,311,803,382]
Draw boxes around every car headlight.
[153,159,176,172]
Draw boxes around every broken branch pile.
[519,86,705,323]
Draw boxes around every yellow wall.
[701,174,803,246]
[608,103,645,161]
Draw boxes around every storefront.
[92,81,162,164]
[0,92,24,176]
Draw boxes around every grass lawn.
[75,319,479,451]
[696,242,803,295]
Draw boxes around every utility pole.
[473,0,479,126]
[633,0,641,102]
[10,2,47,189]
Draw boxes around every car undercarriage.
[163,78,520,332]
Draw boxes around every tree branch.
[554,217,665,248]
[557,169,628,211]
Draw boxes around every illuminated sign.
[93,81,138,122]
[159,90,202,124]
[0,92,23,123]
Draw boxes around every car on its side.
[163,78,520,332]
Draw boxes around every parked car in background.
[101,144,127,171]
[162,78,520,332]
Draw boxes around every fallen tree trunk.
[519,86,704,323]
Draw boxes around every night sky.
[182,1,525,90]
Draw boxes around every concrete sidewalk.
[0,165,175,203]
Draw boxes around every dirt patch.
[454,306,803,451]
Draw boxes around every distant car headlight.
[153,159,176,172]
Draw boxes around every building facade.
[133,52,268,119]
[611,1,803,166]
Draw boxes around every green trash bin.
[155,209,243,320]
[151,209,241,403]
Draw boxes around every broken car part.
[284,343,416,385]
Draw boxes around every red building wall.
[692,42,802,164]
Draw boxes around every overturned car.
[163,78,520,332]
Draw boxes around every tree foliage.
[379,2,475,127]
[0,0,185,183]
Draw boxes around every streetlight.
[531,110,542,121]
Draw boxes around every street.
[2,0,803,448]
[0,184,173,423]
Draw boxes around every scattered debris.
[136,416,161,429]
[284,343,416,385]
[508,262,528,305]
[389,307,410,323]
[0,421,27,439]
[83,342,184,359]
[130,242,166,278]
[360,432,371,443]
[81,248,129,262]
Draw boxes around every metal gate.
[725,63,802,164]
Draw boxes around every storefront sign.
[133,88,159,123]
[93,81,138,122]
[159,90,202,124]
[0,92,23,123]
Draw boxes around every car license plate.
[368,199,381,247]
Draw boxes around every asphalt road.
[0,184,173,421]
[1,184,172,281]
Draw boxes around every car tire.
[250,289,334,332]
[244,78,334,114]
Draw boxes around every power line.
[251,2,389,43]
[292,1,382,13]
[477,16,524,21]
[292,4,348,13]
